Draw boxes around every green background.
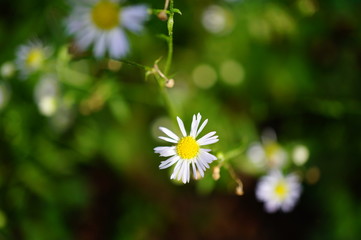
[0,0,361,239]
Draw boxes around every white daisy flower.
[256,170,302,213]
[66,0,148,59]
[154,113,219,184]
[16,40,51,78]
[247,140,287,170]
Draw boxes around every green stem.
[120,59,150,70]
[164,0,174,75]
[223,148,244,162]
[155,75,177,119]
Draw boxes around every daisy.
[247,140,287,170]
[256,170,302,213]
[154,113,219,184]
[16,40,51,78]
[66,0,148,59]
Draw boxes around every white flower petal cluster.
[154,113,219,184]
[247,140,287,169]
[16,40,51,78]
[256,170,302,213]
[66,0,148,59]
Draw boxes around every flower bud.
[157,10,168,21]
[212,166,220,180]
[165,79,174,88]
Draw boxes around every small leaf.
[156,34,169,41]
[173,8,182,15]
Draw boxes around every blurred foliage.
[0,0,361,239]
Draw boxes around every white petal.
[197,131,218,145]
[182,161,190,183]
[177,117,187,137]
[154,146,176,157]
[159,127,179,141]
[154,146,172,153]
[199,150,217,163]
[198,136,219,146]
[121,5,149,33]
[265,201,280,213]
[187,162,191,183]
[171,159,183,179]
[76,26,97,50]
[191,161,197,179]
[109,29,129,59]
[190,114,201,137]
[195,157,206,171]
[195,160,204,177]
[198,156,210,169]
[198,131,216,140]
[93,33,107,58]
[66,12,89,34]
[158,136,178,143]
[159,155,180,169]
[177,160,187,181]
[196,119,208,137]
[201,149,212,152]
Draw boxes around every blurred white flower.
[292,144,309,166]
[247,141,287,170]
[34,75,59,116]
[38,96,58,117]
[154,113,219,184]
[1,62,16,79]
[247,143,266,166]
[256,170,302,213]
[16,40,51,78]
[66,0,148,59]
[202,5,234,34]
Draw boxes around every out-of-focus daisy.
[34,75,59,116]
[256,170,302,213]
[292,144,309,166]
[154,113,219,184]
[247,141,287,169]
[202,5,234,35]
[16,40,51,78]
[66,0,148,59]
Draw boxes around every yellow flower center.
[264,142,279,159]
[274,181,288,200]
[91,1,120,30]
[176,136,200,159]
[26,48,45,69]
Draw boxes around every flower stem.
[223,148,244,162]
[164,0,174,75]
[120,59,149,70]
[155,75,177,119]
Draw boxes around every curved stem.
[120,59,149,70]
[223,148,244,162]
